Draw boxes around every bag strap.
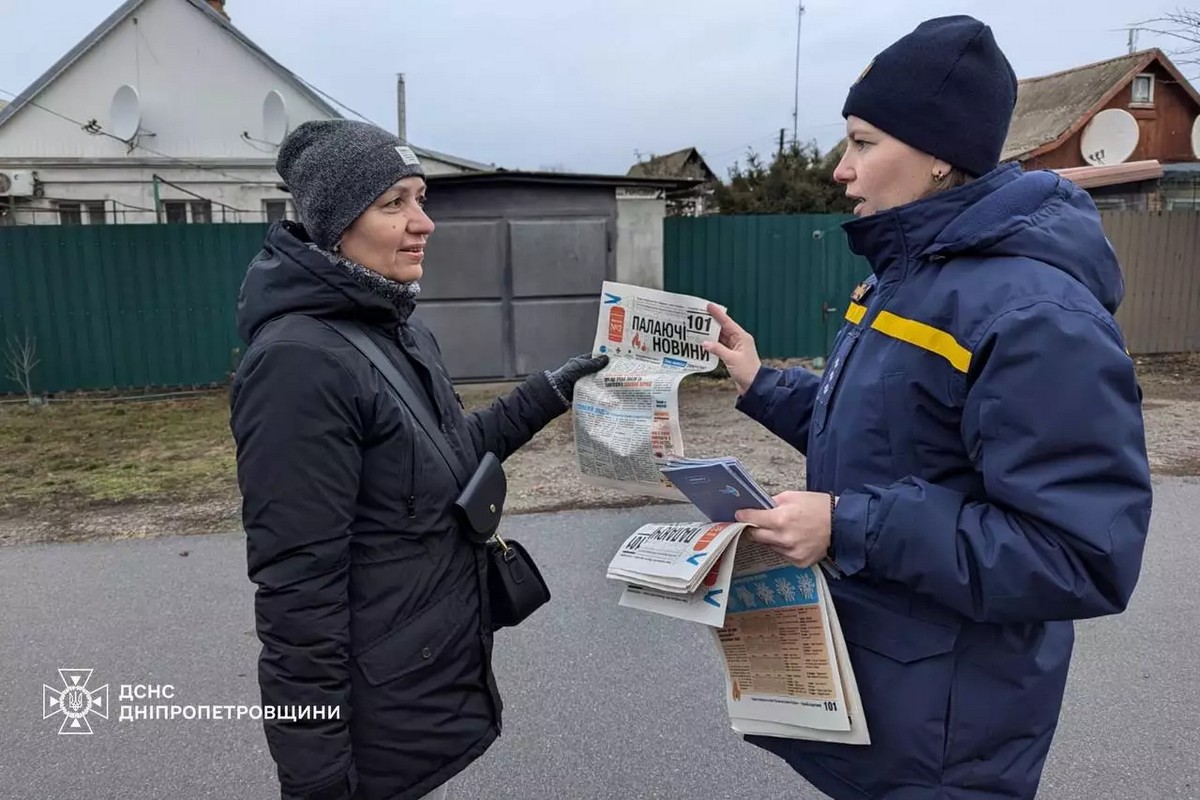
[317,318,472,489]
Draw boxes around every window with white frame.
[163,201,188,224]
[162,200,213,224]
[57,201,108,225]
[1131,74,1154,104]
[57,202,83,225]
[190,200,212,224]
[263,199,293,223]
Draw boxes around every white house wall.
[0,0,333,161]
[5,161,289,224]
[0,0,466,225]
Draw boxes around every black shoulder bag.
[318,318,550,630]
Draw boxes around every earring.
[933,172,945,183]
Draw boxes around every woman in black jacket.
[229,120,606,800]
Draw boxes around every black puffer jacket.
[229,221,566,800]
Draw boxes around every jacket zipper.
[391,323,418,519]
[405,418,417,519]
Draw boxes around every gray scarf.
[308,243,421,311]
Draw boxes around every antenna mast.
[792,2,806,145]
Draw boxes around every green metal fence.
[1,215,871,396]
[0,223,269,395]
[664,214,870,359]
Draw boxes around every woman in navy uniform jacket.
[703,16,1153,800]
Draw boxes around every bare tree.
[4,331,40,404]
[1134,8,1200,71]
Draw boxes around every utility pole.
[792,2,805,145]
[396,73,407,143]
[779,128,786,157]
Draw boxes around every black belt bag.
[319,319,550,631]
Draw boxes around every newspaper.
[606,521,746,594]
[726,573,870,744]
[573,282,723,499]
[609,522,749,627]
[584,280,868,743]
[607,522,870,743]
[714,538,867,740]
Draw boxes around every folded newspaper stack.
[605,457,870,745]
[606,520,745,596]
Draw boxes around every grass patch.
[0,382,553,518]
[0,392,237,515]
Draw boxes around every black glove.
[545,353,609,406]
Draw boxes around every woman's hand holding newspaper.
[736,491,833,568]
[701,303,762,396]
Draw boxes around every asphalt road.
[1,478,1197,800]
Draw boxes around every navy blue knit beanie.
[842,15,1018,177]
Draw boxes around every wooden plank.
[1179,212,1199,352]
[1182,212,1200,352]
[1162,213,1188,352]
[1111,212,1148,352]
[1130,211,1156,354]
[1131,212,1157,354]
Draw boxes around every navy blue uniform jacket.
[737,164,1153,799]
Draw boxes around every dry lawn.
[0,354,1196,545]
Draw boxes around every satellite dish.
[1191,115,1200,159]
[1080,108,1139,166]
[110,84,142,141]
[262,91,288,145]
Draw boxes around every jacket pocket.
[838,597,959,663]
[354,593,468,687]
[833,585,961,780]
[882,371,918,479]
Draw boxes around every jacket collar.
[841,164,1023,278]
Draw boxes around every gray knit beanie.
[276,119,426,250]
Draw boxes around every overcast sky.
[0,0,1190,176]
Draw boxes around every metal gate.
[663,214,869,359]
[418,175,619,381]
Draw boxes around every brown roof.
[1003,49,1200,163]
[1004,51,1150,162]
[627,147,716,181]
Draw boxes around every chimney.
[396,73,407,144]
[207,0,230,20]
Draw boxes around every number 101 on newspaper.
[573,282,725,499]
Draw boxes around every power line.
[11,200,158,214]
[702,122,847,170]
[0,87,282,223]
[151,174,258,214]
[0,87,281,186]
[291,74,382,129]
[702,134,785,165]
